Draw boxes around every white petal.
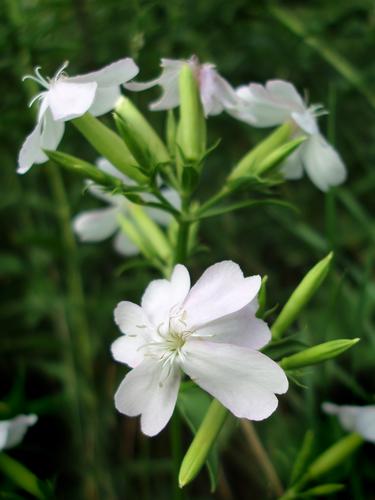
[0,415,38,450]
[141,264,191,326]
[113,231,139,256]
[266,80,305,110]
[73,207,119,241]
[196,301,271,350]
[281,144,304,180]
[71,58,139,87]
[40,109,65,150]
[291,110,319,135]
[88,86,121,116]
[356,407,375,443]
[47,80,97,121]
[181,340,288,420]
[112,301,154,367]
[183,261,261,328]
[96,157,132,183]
[17,122,46,174]
[199,64,237,116]
[323,402,375,442]
[227,86,258,125]
[114,360,181,436]
[302,135,347,191]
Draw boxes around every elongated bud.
[45,150,124,188]
[254,136,306,176]
[177,64,206,163]
[115,97,170,169]
[72,113,146,183]
[280,338,360,370]
[228,122,294,180]
[306,433,363,480]
[272,252,333,340]
[179,399,228,488]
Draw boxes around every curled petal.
[17,122,46,174]
[73,206,119,241]
[71,58,139,87]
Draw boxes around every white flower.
[0,414,38,450]
[125,56,237,117]
[231,79,347,192]
[111,261,288,436]
[322,402,375,443]
[18,58,139,174]
[73,158,179,256]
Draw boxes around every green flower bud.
[280,338,360,370]
[272,252,333,340]
[72,113,146,183]
[179,399,228,488]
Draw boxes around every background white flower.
[125,56,238,117]
[18,58,139,174]
[322,402,375,443]
[0,414,38,450]
[111,261,288,436]
[231,79,347,192]
[73,158,179,256]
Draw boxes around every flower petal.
[47,80,97,121]
[0,415,38,450]
[40,109,65,151]
[302,135,347,191]
[113,231,139,256]
[17,122,46,174]
[356,407,375,443]
[183,261,261,328]
[73,207,119,242]
[181,340,288,420]
[281,143,304,180]
[71,58,139,87]
[196,301,271,350]
[114,360,181,436]
[141,264,191,326]
[112,301,153,367]
[266,80,305,110]
[199,64,237,116]
[96,157,132,183]
[88,86,121,116]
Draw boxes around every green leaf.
[197,198,296,220]
[182,166,200,193]
[177,386,219,491]
[298,483,345,497]
[290,431,315,486]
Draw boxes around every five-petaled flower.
[0,414,38,450]
[231,79,347,191]
[18,58,139,174]
[125,56,237,117]
[73,158,179,256]
[111,261,288,436]
[323,402,375,443]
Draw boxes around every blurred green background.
[1,0,375,498]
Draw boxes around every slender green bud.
[280,338,360,370]
[45,150,124,188]
[306,433,363,480]
[0,453,45,498]
[177,64,206,163]
[255,136,306,176]
[299,484,345,497]
[72,113,146,183]
[179,399,228,488]
[115,97,170,168]
[166,110,177,156]
[272,252,333,340]
[229,122,294,180]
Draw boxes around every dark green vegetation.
[1,1,374,498]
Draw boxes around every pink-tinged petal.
[141,264,191,326]
[71,58,139,87]
[302,135,347,191]
[17,122,46,174]
[181,340,288,421]
[114,360,181,436]
[73,207,119,242]
[199,64,237,116]
[88,86,121,116]
[196,301,271,350]
[183,261,261,328]
[47,80,97,121]
[112,301,153,367]
[113,231,139,257]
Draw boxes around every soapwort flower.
[0,414,38,450]
[111,261,288,436]
[231,79,347,191]
[323,402,375,443]
[73,158,179,256]
[126,56,237,117]
[18,58,139,174]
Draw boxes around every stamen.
[53,60,69,81]
[28,91,46,108]
[22,66,49,89]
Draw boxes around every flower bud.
[254,136,306,176]
[178,399,228,488]
[177,64,206,163]
[72,113,146,183]
[272,252,333,340]
[280,338,360,370]
[115,97,170,169]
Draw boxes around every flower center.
[23,62,70,108]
